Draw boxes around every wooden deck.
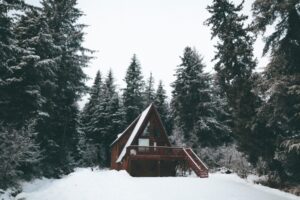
[126,145,186,160]
[125,145,209,178]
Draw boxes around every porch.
[124,145,209,178]
[126,145,186,160]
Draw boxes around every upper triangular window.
[141,122,150,137]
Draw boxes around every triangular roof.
[113,103,170,163]
[110,115,139,147]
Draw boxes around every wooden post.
[127,158,131,175]
[158,160,161,177]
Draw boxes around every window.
[138,138,149,146]
[141,122,150,137]
[138,138,149,152]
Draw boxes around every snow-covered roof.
[110,116,139,147]
[116,104,152,163]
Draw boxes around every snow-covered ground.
[2,168,299,200]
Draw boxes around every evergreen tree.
[123,54,145,124]
[81,70,103,136]
[80,70,124,166]
[154,80,171,134]
[97,70,124,166]
[252,0,300,183]
[205,0,259,159]
[0,1,55,185]
[34,0,90,176]
[144,72,155,106]
[12,7,60,127]
[79,71,103,166]
[0,121,40,189]
[171,47,231,147]
[0,0,28,125]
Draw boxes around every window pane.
[138,138,149,146]
[141,122,150,137]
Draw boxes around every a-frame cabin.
[110,103,208,178]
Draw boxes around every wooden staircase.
[183,148,209,178]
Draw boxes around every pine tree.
[0,2,48,186]
[80,70,124,166]
[144,72,155,106]
[97,70,124,166]
[0,0,24,80]
[123,54,145,124]
[12,7,61,127]
[205,0,259,159]
[0,0,90,179]
[252,0,300,183]
[34,0,91,176]
[154,80,171,134]
[171,47,231,147]
[0,0,28,125]
[205,0,256,87]
[0,121,40,189]
[81,70,103,136]
[79,71,103,166]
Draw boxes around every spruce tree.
[205,0,259,159]
[81,70,103,137]
[144,72,155,106]
[123,54,145,124]
[154,80,171,134]
[0,121,40,189]
[79,71,103,166]
[171,47,231,147]
[97,70,124,165]
[0,0,28,125]
[252,0,300,182]
[34,0,90,176]
[12,7,60,127]
[81,70,124,166]
[0,2,48,185]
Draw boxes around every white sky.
[26,0,268,106]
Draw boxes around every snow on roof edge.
[116,104,152,163]
[110,116,140,147]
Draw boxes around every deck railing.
[126,145,185,157]
[126,145,209,178]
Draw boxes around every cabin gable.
[110,103,209,178]
[131,106,170,147]
[115,104,171,163]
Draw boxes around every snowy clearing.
[3,168,299,200]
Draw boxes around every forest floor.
[1,168,299,200]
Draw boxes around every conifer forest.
[0,0,299,196]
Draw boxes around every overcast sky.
[26,0,268,106]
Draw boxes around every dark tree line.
[203,0,300,188]
[0,0,90,188]
[251,0,300,185]
[170,0,299,189]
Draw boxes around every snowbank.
[1,168,298,200]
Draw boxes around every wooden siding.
[110,104,209,177]
[110,118,137,169]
